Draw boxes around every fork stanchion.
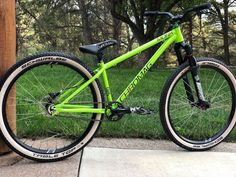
[0,0,16,154]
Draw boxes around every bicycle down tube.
[54,26,184,114]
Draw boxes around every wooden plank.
[0,0,16,153]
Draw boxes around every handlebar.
[144,11,174,18]
[144,3,211,24]
[188,3,211,13]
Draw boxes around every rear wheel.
[160,58,236,150]
[0,52,104,161]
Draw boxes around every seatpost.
[97,52,104,62]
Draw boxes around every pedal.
[129,107,155,115]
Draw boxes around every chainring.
[105,102,125,121]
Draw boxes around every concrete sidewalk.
[0,152,81,177]
[79,147,236,177]
[1,138,236,177]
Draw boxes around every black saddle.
[79,40,117,55]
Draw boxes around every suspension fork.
[175,42,206,104]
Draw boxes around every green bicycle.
[0,3,236,162]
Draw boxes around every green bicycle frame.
[54,26,184,114]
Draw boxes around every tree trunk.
[0,0,16,154]
[110,0,178,67]
[112,17,121,56]
[223,29,230,65]
[213,1,231,65]
[223,0,230,65]
[78,0,93,44]
[189,18,193,47]
[199,16,207,51]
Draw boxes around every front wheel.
[160,58,236,150]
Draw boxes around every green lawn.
[98,68,170,139]
[11,66,236,141]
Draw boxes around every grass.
[98,68,171,139]
[9,65,236,141]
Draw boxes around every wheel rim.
[3,61,100,154]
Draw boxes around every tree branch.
[212,2,224,26]
[149,0,180,36]
[165,0,181,11]
[18,0,38,21]
[130,0,142,30]
[110,1,141,37]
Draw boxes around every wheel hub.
[40,94,56,116]
[192,100,210,110]
[45,103,55,115]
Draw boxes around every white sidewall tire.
[163,59,236,150]
[0,54,103,161]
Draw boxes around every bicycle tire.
[160,58,236,150]
[0,52,104,162]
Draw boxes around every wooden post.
[0,0,16,154]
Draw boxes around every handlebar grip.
[181,3,212,22]
[144,11,159,16]
[190,3,212,12]
[144,11,174,18]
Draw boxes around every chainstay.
[53,101,110,122]
[54,113,111,122]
